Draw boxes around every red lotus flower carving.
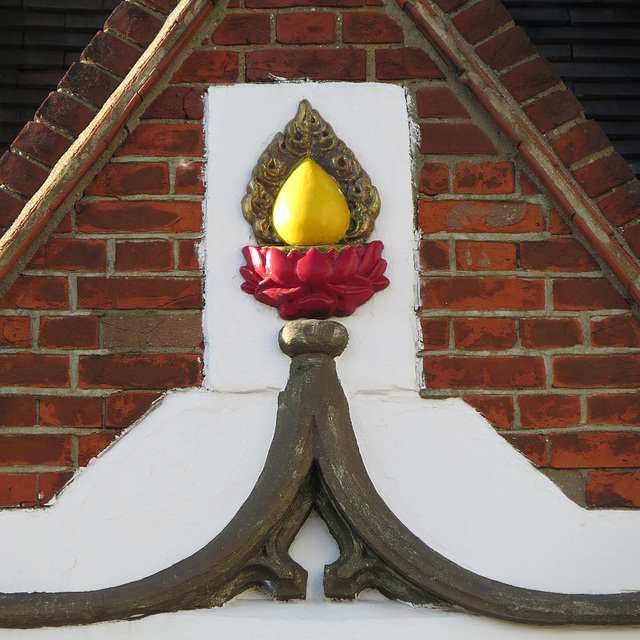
[240,241,390,320]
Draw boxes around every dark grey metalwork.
[1,319,640,627]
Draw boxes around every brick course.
[0,0,638,512]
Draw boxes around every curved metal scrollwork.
[1,319,640,627]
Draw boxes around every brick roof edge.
[0,0,212,296]
[401,0,640,306]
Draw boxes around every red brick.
[246,49,366,81]
[77,277,202,309]
[142,87,204,120]
[419,201,545,234]
[59,62,121,107]
[138,0,178,15]
[76,200,201,233]
[591,316,640,348]
[455,241,517,271]
[85,163,169,196]
[519,394,580,429]
[28,238,106,271]
[79,354,202,390]
[78,432,119,467]
[0,317,30,347]
[550,432,640,468]
[433,0,466,10]
[586,472,640,509]
[453,162,514,194]
[520,318,582,349]
[81,31,141,77]
[598,182,640,227]
[419,239,449,270]
[503,433,546,466]
[0,435,72,466]
[476,27,536,72]
[39,316,99,349]
[554,355,640,388]
[115,241,174,271]
[0,475,37,508]
[520,172,540,196]
[38,471,73,504]
[0,277,68,310]
[175,162,204,195]
[573,153,635,199]
[105,392,160,427]
[36,91,96,138]
[549,208,572,235]
[0,354,68,387]
[0,188,25,228]
[553,278,628,311]
[520,239,597,272]
[343,12,402,43]
[11,122,72,168]
[55,213,73,234]
[419,123,496,154]
[0,151,49,198]
[246,0,360,7]
[115,124,203,157]
[419,162,449,195]
[452,0,511,44]
[105,2,163,47]
[420,318,449,350]
[500,57,559,103]
[423,355,545,389]
[0,396,36,427]
[178,239,201,271]
[40,396,102,427]
[464,395,514,429]
[416,88,469,119]
[588,394,640,426]
[453,318,516,350]
[171,51,239,83]
[421,277,544,310]
[376,48,443,80]
[550,120,611,168]
[277,13,335,44]
[624,222,640,256]
[213,13,270,44]
[524,90,583,134]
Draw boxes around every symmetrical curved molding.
[2,319,640,628]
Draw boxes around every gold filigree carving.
[242,100,380,246]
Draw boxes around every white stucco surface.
[0,83,639,637]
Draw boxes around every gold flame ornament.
[272,158,351,246]
[242,100,380,247]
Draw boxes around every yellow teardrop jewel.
[272,158,351,246]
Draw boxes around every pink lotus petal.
[326,248,339,263]
[296,289,338,319]
[329,281,374,307]
[239,265,262,286]
[240,281,256,294]
[357,241,380,276]
[296,248,333,285]
[255,280,304,306]
[242,246,266,279]
[336,299,357,317]
[287,249,303,264]
[372,276,390,292]
[265,248,298,287]
[279,303,301,320]
[365,258,387,282]
[331,246,360,283]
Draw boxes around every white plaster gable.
[1,83,640,639]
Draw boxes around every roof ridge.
[0,0,212,296]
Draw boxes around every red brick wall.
[0,0,638,510]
